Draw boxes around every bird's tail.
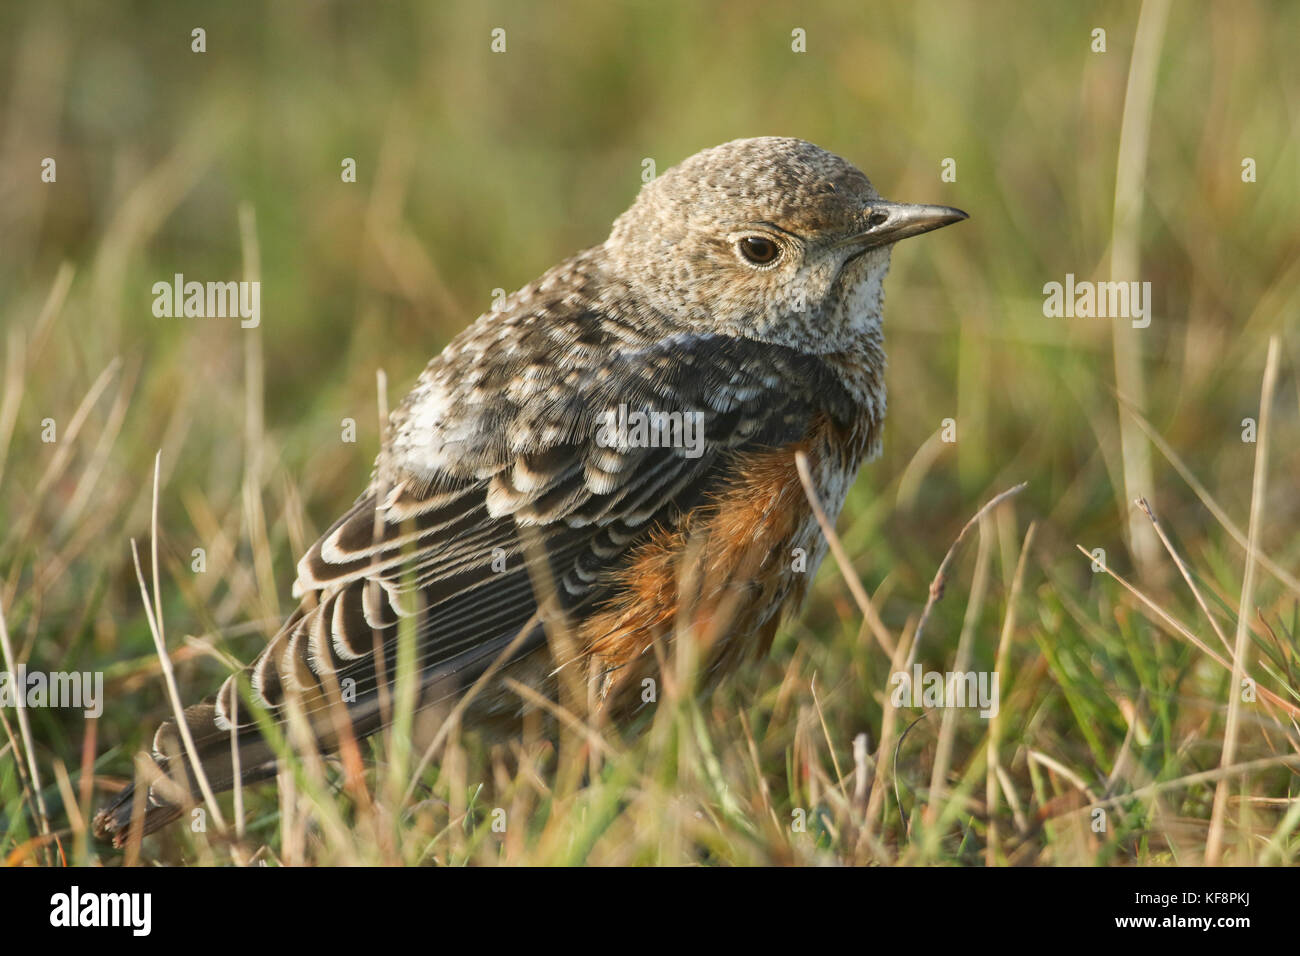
[92,701,280,847]
[93,626,535,847]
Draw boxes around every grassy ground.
[2,0,1298,866]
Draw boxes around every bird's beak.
[840,201,969,252]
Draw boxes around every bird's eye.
[737,235,780,266]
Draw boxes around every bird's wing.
[203,330,856,745]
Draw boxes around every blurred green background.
[1,0,1298,864]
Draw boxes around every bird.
[93,136,966,846]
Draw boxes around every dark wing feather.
[217,332,856,732]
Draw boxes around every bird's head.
[605,136,967,353]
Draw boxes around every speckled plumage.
[94,137,966,844]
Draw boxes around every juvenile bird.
[94,137,966,845]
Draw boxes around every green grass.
[1,0,1298,866]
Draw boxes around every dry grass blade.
[925,508,992,829]
[794,450,895,655]
[1109,0,1171,578]
[1207,335,1279,864]
[1051,754,1300,821]
[1136,497,1232,656]
[987,521,1037,864]
[130,451,226,836]
[810,675,845,792]
[907,482,1028,670]
[1026,749,1099,803]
